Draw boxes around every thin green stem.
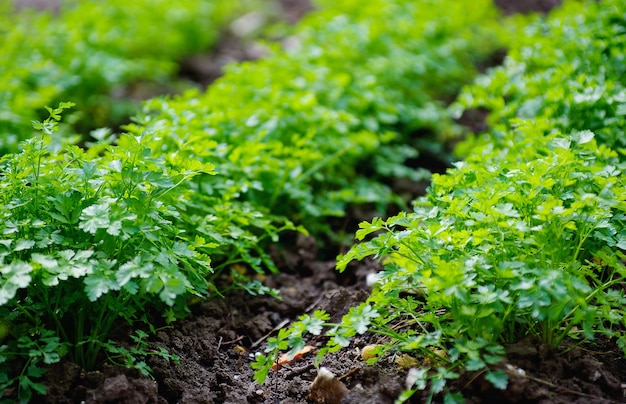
[32,138,44,212]
[46,288,70,344]
[75,307,85,367]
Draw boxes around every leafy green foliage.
[0,98,302,399]
[0,0,257,152]
[131,0,506,236]
[265,3,626,398]
[258,124,626,401]
[3,0,596,402]
[453,0,626,155]
[296,1,626,399]
[102,330,180,378]
[1,0,508,397]
[0,104,217,400]
[251,310,330,384]
[341,126,626,394]
[0,329,64,403]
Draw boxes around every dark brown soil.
[13,0,626,403]
[38,233,626,404]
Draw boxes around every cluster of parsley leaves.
[0,0,253,154]
[0,0,507,401]
[256,1,626,402]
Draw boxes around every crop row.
[0,0,507,401]
[0,0,254,154]
[259,0,626,402]
[131,0,507,236]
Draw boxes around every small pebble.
[309,367,349,404]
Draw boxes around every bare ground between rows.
[18,0,626,402]
[40,233,626,404]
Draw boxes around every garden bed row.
[2,0,625,402]
[260,0,626,401]
[0,0,259,153]
[0,0,508,401]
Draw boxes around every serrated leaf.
[43,350,60,365]
[443,392,465,404]
[58,101,76,109]
[79,203,110,234]
[573,130,594,145]
[330,335,351,348]
[32,253,60,282]
[465,358,485,371]
[117,257,154,286]
[0,283,18,306]
[483,354,504,365]
[301,312,327,335]
[26,363,47,378]
[84,273,118,301]
[14,239,35,252]
[3,262,32,289]
[431,376,447,394]
[159,276,185,306]
[106,219,122,236]
[551,138,571,149]
[108,159,122,172]
[21,374,47,396]
[73,250,95,261]
[252,357,270,385]
[485,369,508,390]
